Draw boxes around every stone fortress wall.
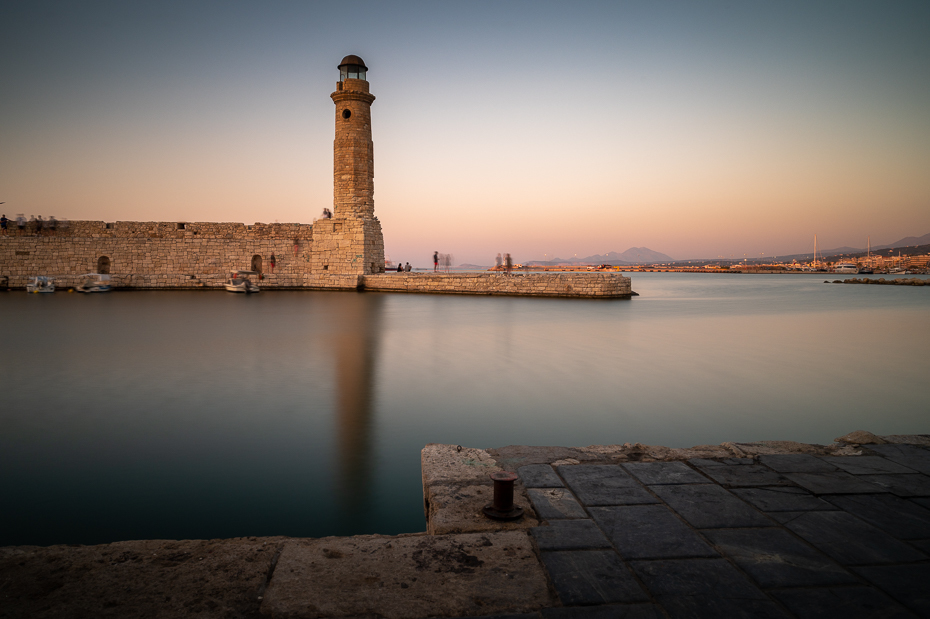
[0,220,327,290]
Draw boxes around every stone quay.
[3,431,928,618]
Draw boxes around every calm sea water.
[1,273,928,546]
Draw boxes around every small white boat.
[26,276,55,293]
[834,263,858,274]
[224,270,260,293]
[75,273,111,293]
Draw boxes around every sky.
[2,1,928,264]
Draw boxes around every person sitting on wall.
[397,262,403,272]
[405,262,411,272]
[323,208,332,219]
[0,214,8,233]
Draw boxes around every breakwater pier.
[0,222,632,298]
[3,431,928,618]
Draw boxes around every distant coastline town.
[395,232,930,275]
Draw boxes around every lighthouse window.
[342,109,351,120]
[339,66,366,81]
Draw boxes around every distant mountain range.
[457,233,930,268]
[527,247,674,266]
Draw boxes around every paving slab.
[912,497,930,509]
[866,444,930,475]
[689,461,789,487]
[650,484,773,528]
[590,505,718,560]
[261,531,553,619]
[821,455,919,475]
[702,528,856,588]
[518,464,565,488]
[759,453,838,473]
[558,465,659,506]
[541,604,664,618]
[875,457,930,476]
[825,494,930,539]
[630,559,789,619]
[530,520,612,551]
[782,510,927,565]
[763,511,809,524]
[860,474,930,497]
[854,563,930,618]
[621,462,707,485]
[911,539,930,554]
[688,457,755,467]
[782,471,889,494]
[540,550,650,606]
[657,596,790,619]
[730,486,837,512]
[867,444,930,458]
[771,586,916,619]
[527,488,588,520]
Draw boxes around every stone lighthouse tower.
[311,54,385,275]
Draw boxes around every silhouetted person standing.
[505,253,513,274]
[433,251,439,272]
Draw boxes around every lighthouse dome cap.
[338,55,368,71]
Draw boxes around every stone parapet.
[361,272,633,298]
[1,220,313,240]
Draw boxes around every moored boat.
[834,263,858,274]
[75,273,111,293]
[26,276,55,293]
[224,270,260,293]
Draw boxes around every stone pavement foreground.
[1,432,928,618]
[511,442,930,619]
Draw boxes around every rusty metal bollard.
[483,471,524,520]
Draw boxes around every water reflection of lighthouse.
[329,293,382,524]
[325,54,384,529]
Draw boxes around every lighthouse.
[311,55,385,275]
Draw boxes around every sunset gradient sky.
[2,1,928,264]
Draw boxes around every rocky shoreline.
[831,277,928,286]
